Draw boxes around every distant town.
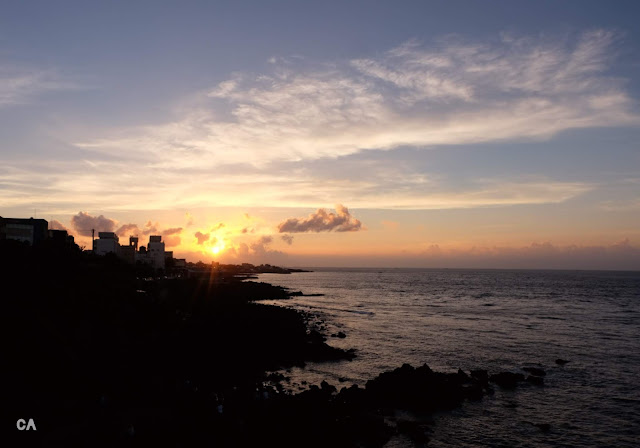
[0,215,306,276]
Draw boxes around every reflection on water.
[259,269,640,448]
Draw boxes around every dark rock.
[397,420,430,444]
[535,423,551,432]
[526,375,544,386]
[336,331,346,339]
[337,384,366,406]
[489,372,525,389]
[364,363,468,412]
[288,291,325,297]
[485,385,495,395]
[470,369,489,385]
[266,372,286,382]
[555,359,569,365]
[320,380,337,394]
[522,367,546,377]
[462,382,484,400]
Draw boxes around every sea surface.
[258,268,640,448]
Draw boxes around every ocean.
[258,268,640,447]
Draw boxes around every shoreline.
[3,240,546,446]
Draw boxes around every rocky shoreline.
[3,240,547,446]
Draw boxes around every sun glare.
[210,241,226,255]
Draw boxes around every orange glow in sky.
[2,17,639,270]
[210,240,226,255]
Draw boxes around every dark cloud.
[116,223,141,237]
[142,220,159,235]
[281,234,294,245]
[236,242,250,258]
[257,235,273,245]
[116,225,182,247]
[71,211,116,237]
[245,235,286,260]
[277,204,362,233]
[163,236,181,247]
[163,227,183,236]
[250,235,273,254]
[195,231,210,245]
[49,220,68,231]
[162,227,183,247]
[71,212,183,246]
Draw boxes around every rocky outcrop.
[523,367,546,377]
[489,372,526,389]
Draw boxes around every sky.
[1,0,639,269]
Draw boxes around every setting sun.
[211,241,226,255]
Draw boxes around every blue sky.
[1,1,639,268]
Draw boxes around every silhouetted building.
[148,235,165,269]
[134,236,165,269]
[118,245,136,264]
[48,229,75,247]
[95,232,119,256]
[86,229,170,271]
[0,217,48,245]
[116,236,138,264]
[129,236,139,251]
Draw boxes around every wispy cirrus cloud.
[75,29,639,169]
[0,63,79,107]
[2,30,634,213]
[0,156,593,212]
